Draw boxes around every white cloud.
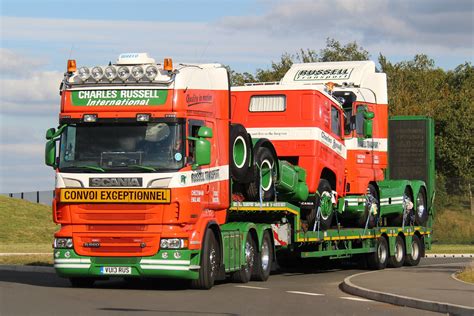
[0,48,46,77]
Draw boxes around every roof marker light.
[83,114,97,122]
[136,114,150,122]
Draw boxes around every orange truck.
[45,54,435,289]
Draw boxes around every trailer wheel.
[230,124,252,182]
[69,277,95,288]
[404,235,422,266]
[415,188,428,226]
[358,184,378,228]
[245,147,276,201]
[252,231,273,281]
[367,237,388,270]
[231,233,256,283]
[306,179,334,230]
[191,229,220,289]
[388,236,406,268]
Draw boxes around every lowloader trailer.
[45,55,434,289]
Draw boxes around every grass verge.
[456,262,474,284]
[0,254,52,266]
[432,209,473,244]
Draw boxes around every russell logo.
[89,177,143,187]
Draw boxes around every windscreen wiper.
[125,165,158,172]
[60,165,106,172]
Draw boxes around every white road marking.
[340,296,374,302]
[235,285,268,290]
[286,291,324,296]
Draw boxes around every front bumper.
[53,248,201,280]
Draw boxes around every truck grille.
[74,235,158,257]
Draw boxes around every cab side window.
[331,106,342,137]
[187,119,204,160]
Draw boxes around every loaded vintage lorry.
[45,54,435,289]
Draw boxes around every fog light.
[83,114,97,122]
[54,238,73,249]
[136,114,150,122]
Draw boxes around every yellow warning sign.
[60,188,171,203]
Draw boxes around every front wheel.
[306,179,334,230]
[252,231,273,281]
[388,236,406,268]
[191,229,220,289]
[231,233,256,283]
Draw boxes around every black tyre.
[69,277,95,288]
[306,179,334,230]
[388,235,406,268]
[230,124,252,182]
[252,231,273,281]
[191,229,220,289]
[367,237,389,270]
[404,235,422,266]
[387,187,413,227]
[245,147,276,201]
[231,233,256,283]
[357,184,378,228]
[415,188,428,226]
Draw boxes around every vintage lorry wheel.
[388,187,413,227]
[191,229,220,289]
[306,179,334,230]
[388,235,406,268]
[230,124,252,182]
[404,234,422,266]
[415,188,428,226]
[69,277,95,288]
[245,147,276,201]
[357,184,378,228]
[252,230,273,281]
[367,237,388,270]
[231,233,256,283]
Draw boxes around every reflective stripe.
[140,259,190,265]
[54,263,90,269]
[140,265,196,271]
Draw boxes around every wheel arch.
[321,167,336,190]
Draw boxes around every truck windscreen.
[58,122,185,172]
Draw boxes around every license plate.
[100,266,132,275]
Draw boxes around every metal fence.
[1,191,54,206]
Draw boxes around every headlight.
[78,67,90,81]
[160,238,187,249]
[131,66,144,80]
[145,65,158,80]
[104,66,117,81]
[117,66,131,81]
[54,238,73,249]
[91,66,104,81]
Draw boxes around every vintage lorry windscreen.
[58,122,185,172]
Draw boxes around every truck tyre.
[306,179,334,230]
[367,237,388,270]
[388,236,406,268]
[252,231,273,281]
[191,229,220,289]
[231,233,256,283]
[69,277,95,288]
[404,235,422,266]
[358,184,378,228]
[230,124,252,182]
[415,188,428,226]
[245,147,276,201]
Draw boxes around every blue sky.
[1,0,473,192]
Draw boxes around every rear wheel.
[415,188,428,226]
[231,233,256,283]
[191,229,220,289]
[69,277,95,288]
[388,236,406,268]
[306,179,334,230]
[245,147,276,201]
[252,231,273,281]
[367,237,388,270]
[404,235,422,266]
